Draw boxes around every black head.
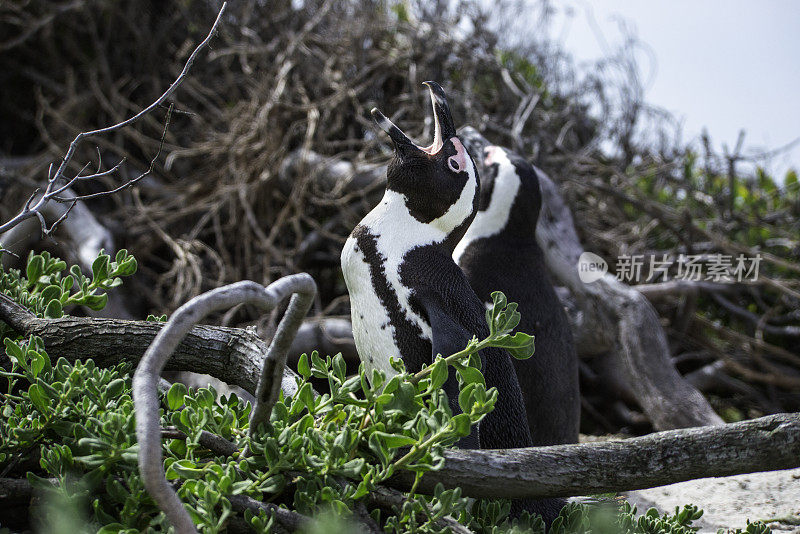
[371,82,479,248]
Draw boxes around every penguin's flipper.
[416,293,481,449]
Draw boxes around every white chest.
[341,191,449,378]
[341,234,402,378]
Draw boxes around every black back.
[458,134,580,446]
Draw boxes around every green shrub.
[0,251,773,533]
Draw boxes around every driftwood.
[393,412,800,499]
[0,293,301,397]
[133,277,316,534]
[281,147,724,430]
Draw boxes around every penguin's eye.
[448,156,462,173]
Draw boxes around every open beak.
[371,81,457,157]
[420,81,456,154]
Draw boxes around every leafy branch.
[412,291,535,386]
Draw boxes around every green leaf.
[4,337,24,364]
[487,292,507,334]
[50,260,67,273]
[338,458,365,477]
[92,253,110,282]
[297,382,315,413]
[40,284,62,304]
[82,293,108,311]
[492,332,535,360]
[167,382,188,410]
[30,351,47,378]
[166,459,204,480]
[113,257,137,277]
[456,365,485,388]
[383,375,400,395]
[332,353,347,381]
[490,291,507,315]
[458,383,477,414]
[373,431,417,449]
[297,353,311,379]
[368,432,390,466]
[44,299,63,319]
[28,383,50,412]
[195,387,215,409]
[107,378,125,399]
[450,413,472,437]
[26,254,44,287]
[70,264,83,281]
[384,382,419,416]
[428,357,448,391]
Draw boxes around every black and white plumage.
[342,84,563,524]
[341,82,533,446]
[454,128,580,447]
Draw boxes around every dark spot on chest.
[351,225,430,368]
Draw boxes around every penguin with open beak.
[341,83,564,524]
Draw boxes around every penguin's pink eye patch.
[484,146,499,166]
[448,137,469,173]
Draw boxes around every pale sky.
[544,0,800,180]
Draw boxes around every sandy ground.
[623,467,800,533]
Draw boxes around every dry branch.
[0,3,225,237]
[0,292,301,396]
[0,188,114,272]
[4,413,796,515]
[394,412,800,499]
[133,276,315,533]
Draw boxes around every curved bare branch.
[132,275,316,534]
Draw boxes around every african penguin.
[454,128,580,447]
[341,83,564,525]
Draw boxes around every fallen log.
[393,412,800,498]
[0,293,300,396]
[4,413,797,504]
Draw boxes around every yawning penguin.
[342,83,564,524]
[454,129,580,446]
[340,82,536,444]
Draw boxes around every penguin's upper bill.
[371,81,464,164]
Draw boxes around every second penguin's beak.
[371,81,457,157]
